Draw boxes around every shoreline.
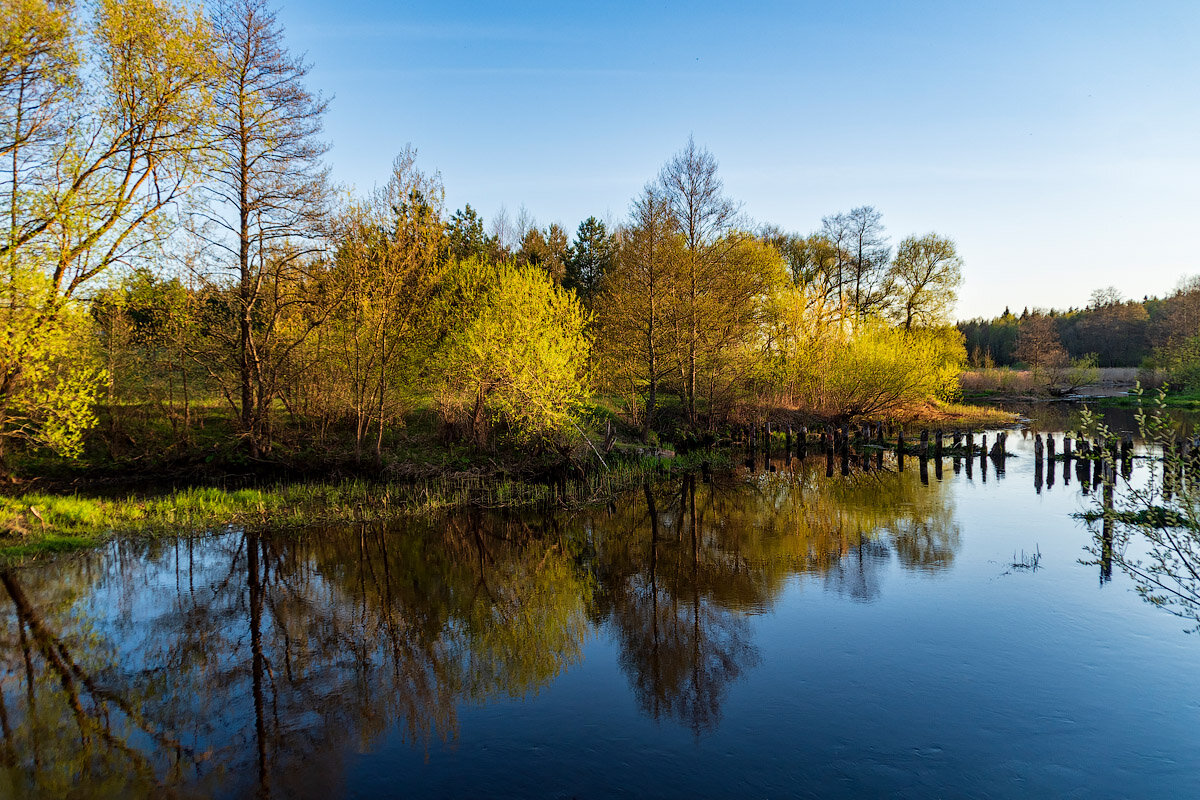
[0,402,1019,566]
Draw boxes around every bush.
[795,323,966,420]
[436,261,592,446]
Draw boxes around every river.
[2,412,1199,798]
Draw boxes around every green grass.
[0,451,728,565]
[1091,390,1200,410]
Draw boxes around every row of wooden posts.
[736,422,1200,501]
[739,423,1012,462]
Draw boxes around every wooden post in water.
[1046,434,1056,462]
[1063,434,1073,462]
[1101,460,1114,583]
[966,431,974,457]
[920,429,930,457]
[934,430,943,459]
[896,429,905,471]
[785,425,792,456]
[798,426,808,459]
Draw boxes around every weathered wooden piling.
[934,430,944,459]
[797,426,808,459]
[966,431,974,457]
[920,429,930,457]
[1046,433,1056,462]
[1034,433,1044,463]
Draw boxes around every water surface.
[3,424,1199,798]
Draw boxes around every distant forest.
[958,282,1200,369]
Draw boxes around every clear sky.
[275,0,1199,319]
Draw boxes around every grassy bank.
[0,453,721,565]
[1,394,1018,566]
[959,367,1165,401]
[1088,390,1200,410]
[886,401,1017,429]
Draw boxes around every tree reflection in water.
[0,458,958,795]
[587,460,959,731]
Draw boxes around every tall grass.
[1,453,719,562]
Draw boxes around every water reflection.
[0,460,967,796]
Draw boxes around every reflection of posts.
[1100,467,1114,584]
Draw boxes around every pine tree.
[564,216,616,302]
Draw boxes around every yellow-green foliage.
[786,321,966,419]
[0,277,106,457]
[2,0,213,459]
[437,261,591,443]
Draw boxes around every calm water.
[3,421,1200,798]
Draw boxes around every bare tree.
[657,136,742,426]
[197,0,331,455]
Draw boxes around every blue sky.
[276,0,1199,318]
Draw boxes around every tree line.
[1,0,967,470]
[960,281,1200,386]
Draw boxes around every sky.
[274,0,1200,319]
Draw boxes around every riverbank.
[960,367,1200,408]
[0,454,723,564]
[0,400,1015,565]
